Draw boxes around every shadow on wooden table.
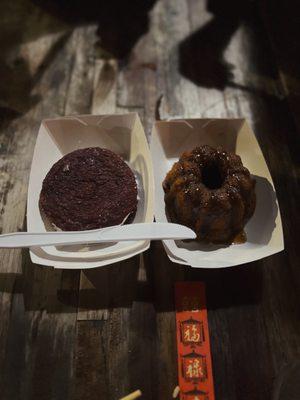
[178,0,280,96]
[148,241,264,312]
[33,0,157,59]
[0,241,264,314]
[0,251,142,313]
[75,257,142,311]
[0,0,156,122]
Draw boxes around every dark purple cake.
[39,147,138,231]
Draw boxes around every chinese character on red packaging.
[181,351,207,382]
[180,317,205,347]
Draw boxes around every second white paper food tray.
[151,118,284,268]
[29,240,148,269]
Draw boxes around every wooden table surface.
[1,1,300,399]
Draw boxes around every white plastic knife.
[0,223,196,248]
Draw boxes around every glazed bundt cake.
[163,145,256,244]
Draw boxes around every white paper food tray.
[29,240,147,269]
[27,113,154,267]
[151,118,284,268]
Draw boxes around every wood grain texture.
[259,0,300,132]
[0,12,91,399]
[0,0,300,399]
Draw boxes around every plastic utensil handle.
[0,223,196,248]
[0,229,97,248]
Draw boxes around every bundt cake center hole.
[202,163,224,189]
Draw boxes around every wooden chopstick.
[119,389,142,400]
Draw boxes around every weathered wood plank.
[64,27,96,116]
[153,0,200,119]
[259,0,300,131]
[76,52,118,322]
[0,22,74,367]
[72,320,109,400]
[77,259,139,321]
[77,271,109,321]
[92,59,118,115]
[0,22,94,399]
